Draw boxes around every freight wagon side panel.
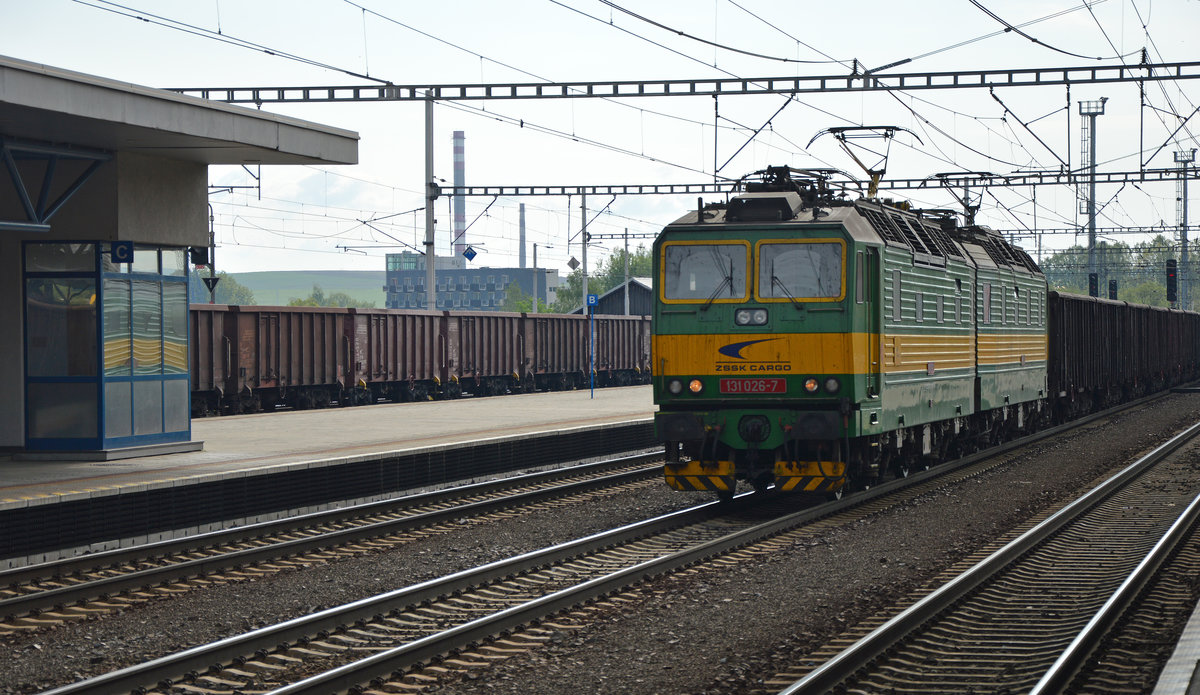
[441,313,460,386]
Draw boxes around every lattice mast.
[1078,98,1107,294]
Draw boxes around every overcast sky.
[3,0,1198,274]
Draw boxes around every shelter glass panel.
[132,280,162,374]
[28,382,97,438]
[164,379,188,433]
[25,243,95,273]
[133,380,163,435]
[25,278,97,377]
[162,249,187,277]
[104,381,132,438]
[163,282,188,374]
[131,246,159,274]
[103,279,132,376]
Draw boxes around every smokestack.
[453,130,466,268]
[519,204,527,268]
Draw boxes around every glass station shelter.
[0,56,358,459]
[23,243,191,451]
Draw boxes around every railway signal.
[1167,259,1178,303]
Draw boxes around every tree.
[592,244,652,290]
[188,270,255,305]
[549,244,652,313]
[1121,280,1167,307]
[287,284,376,308]
[500,281,551,313]
[549,269,584,313]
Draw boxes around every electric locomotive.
[652,167,1047,498]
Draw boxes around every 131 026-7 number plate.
[719,378,786,394]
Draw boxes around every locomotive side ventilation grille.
[859,207,910,246]
[859,206,963,262]
[918,220,964,259]
[976,235,1040,273]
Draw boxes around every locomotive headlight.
[804,378,820,393]
[734,308,769,326]
[824,378,841,394]
[688,379,704,394]
[668,379,684,395]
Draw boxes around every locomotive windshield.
[757,241,843,300]
[662,243,748,301]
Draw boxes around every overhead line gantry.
[437,167,1190,198]
[178,60,1200,309]
[174,61,1200,103]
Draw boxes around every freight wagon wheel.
[717,489,735,504]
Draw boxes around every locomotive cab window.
[661,241,749,302]
[754,239,845,302]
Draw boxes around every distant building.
[384,252,560,311]
[574,277,653,316]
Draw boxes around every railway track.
[775,419,1200,694]
[37,403,1140,695]
[0,453,661,633]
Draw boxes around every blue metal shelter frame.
[23,241,191,451]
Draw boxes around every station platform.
[0,385,655,507]
[0,386,657,565]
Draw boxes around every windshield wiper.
[702,259,735,311]
[772,275,804,310]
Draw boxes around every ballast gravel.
[3,393,1199,695]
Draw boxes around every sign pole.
[589,304,594,398]
[586,293,598,398]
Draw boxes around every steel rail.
[0,454,660,619]
[252,399,1191,695]
[38,498,736,695]
[1030,468,1200,693]
[35,393,1178,695]
[779,419,1200,695]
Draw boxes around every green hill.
[232,270,386,307]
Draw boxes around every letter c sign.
[110,241,134,264]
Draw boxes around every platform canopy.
[0,54,358,165]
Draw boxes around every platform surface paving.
[0,386,655,508]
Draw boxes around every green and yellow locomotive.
[653,167,1047,498]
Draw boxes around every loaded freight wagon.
[189,305,650,415]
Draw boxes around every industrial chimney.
[519,203,527,268]
[453,130,466,268]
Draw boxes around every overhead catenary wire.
[596,0,844,65]
[73,0,389,84]
[70,0,1197,264]
[969,0,1144,61]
